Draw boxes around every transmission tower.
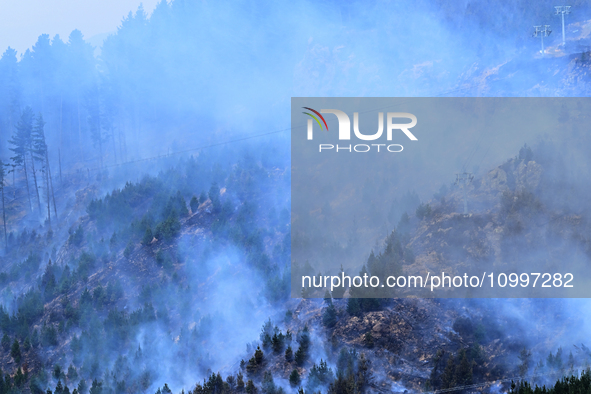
[555,6,571,47]
[455,172,474,215]
[533,25,552,54]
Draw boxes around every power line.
[425,365,589,394]
[1,80,522,215]
[534,25,552,55]
[455,172,474,215]
[555,6,572,47]
[51,84,488,177]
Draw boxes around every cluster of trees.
[83,155,290,302]
[427,348,477,390]
[509,369,591,394]
[0,365,28,393]
[259,319,293,356]
[7,107,57,221]
[0,106,58,251]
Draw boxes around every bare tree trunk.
[47,151,57,221]
[44,164,51,229]
[29,152,42,212]
[59,95,63,172]
[98,114,103,171]
[2,183,7,251]
[112,130,118,165]
[77,94,82,160]
[120,127,127,162]
[58,149,63,186]
[23,158,32,213]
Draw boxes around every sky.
[0,0,160,56]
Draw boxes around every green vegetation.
[510,369,591,394]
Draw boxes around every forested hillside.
[1,0,591,394]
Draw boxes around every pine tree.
[142,228,153,246]
[245,380,256,394]
[323,303,338,328]
[189,196,199,213]
[88,379,102,394]
[209,182,221,213]
[363,332,374,348]
[55,380,64,394]
[14,367,25,387]
[10,339,21,364]
[8,107,34,212]
[331,265,347,298]
[254,346,263,364]
[226,375,236,391]
[236,371,245,392]
[32,114,53,226]
[294,346,306,366]
[456,349,472,386]
[0,48,21,145]
[289,369,300,387]
[1,334,9,351]
[441,354,456,389]
[518,347,532,377]
[346,298,361,316]
[85,83,105,170]
[67,365,78,382]
[23,336,31,351]
[285,345,294,362]
[53,365,63,380]
[77,379,87,394]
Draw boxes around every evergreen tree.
[455,349,472,386]
[14,367,25,387]
[289,370,300,387]
[189,196,199,212]
[53,365,63,380]
[8,107,34,212]
[518,347,532,377]
[32,113,55,226]
[254,346,264,364]
[55,380,64,394]
[346,298,361,316]
[77,379,87,394]
[67,365,78,382]
[285,345,294,362]
[10,339,21,364]
[294,346,306,366]
[88,379,102,394]
[441,354,456,389]
[209,182,221,213]
[142,228,153,246]
[331,265,347,298]
[0,48,21,146]
[245,380,256,394]
[23,336,31,351]
[199,191,207,204]
[363,332,374,348]
[236,371,245,392]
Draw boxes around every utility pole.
[555,6,571,47]
[455,172,474,215]
[534,25,552,54]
